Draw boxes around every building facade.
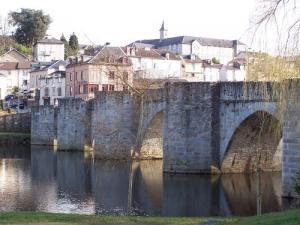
[126,46,182,79]
[133,22,247,65]
[0,49,31,99]
[29,60,66,105]
[65,46,133,100]
[33,36,64,62]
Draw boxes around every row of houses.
[0,22,248,106]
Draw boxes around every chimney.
[126,46,131,55]
[165,52,170,60]
[130,47,135,56]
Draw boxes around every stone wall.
[163,82,216,173]
[31,106,57,145]
[57,98,91,151]
[0,112,31,133]
[91,92,139,159]
[282,80,300,197]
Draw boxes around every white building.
[0,49,31,99]
[133,22,247,65]
[202,61,246,82]
[125,46,182,79]
[33,36,64,62]
[30,60,66,105]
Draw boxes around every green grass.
[216,209,300,225]
[1,209,300,225]
[0,212,204,225]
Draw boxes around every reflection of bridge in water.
[0,146,290,216]
[31,81,300,197]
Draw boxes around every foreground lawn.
[216,209,300,225]
[0,212,204,225]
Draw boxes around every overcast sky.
[0,0,258,47]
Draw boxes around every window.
[123,85,128,91]
[44,87,49,97]
[89,85,98,93]
[57,87,62,96]
[123,71,129,81]
[52,87,56,95]
[70,73,72,81]
[79,85,84,94]
[109,85,114,91]
[109,71,115,79]
[58,77,62,83]
[23,80,28,86]
[102,84,108,91]
[75,72,78,81]
[192,63,196,71]
[123,57,128,64]
[83,85,88,94]
[81,71,83,80]
[70,86,73,96]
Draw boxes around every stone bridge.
[31,81,300,197]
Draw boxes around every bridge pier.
[282,80,300,197]
[163,83,218,173]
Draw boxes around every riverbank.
[0,212,203,225]
[0,210,300,225]
[217,209,300,225]
[0,132,30,145]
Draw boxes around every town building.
[181,55,203,81]
[125,45,182,79]
[29,60,66,105]
[0,48,29,62]
[33,36,64,62]
[65,45,132,100]
[133,22,247,65]
[0,48,31,99]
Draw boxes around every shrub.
[212,57,220,64]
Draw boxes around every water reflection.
[0,146,295,216]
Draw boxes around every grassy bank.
[1,210,300,225]
[0,132,30,145]
[0,209,300,225]
[0,212,204,225]
[216,209,300,225]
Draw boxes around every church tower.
[159,21,167,40]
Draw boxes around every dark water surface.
[0,145,295,216]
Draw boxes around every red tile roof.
[0,61,31,70]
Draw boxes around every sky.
[0,0,258,47]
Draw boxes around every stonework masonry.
[0,112,31,133]
[31,80,300,197]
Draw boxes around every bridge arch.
[221,110,282,173]
[139,110,164,159]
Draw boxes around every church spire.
[159,21,167,40]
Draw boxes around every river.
[0,145,295,216]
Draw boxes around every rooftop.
[0,61,31,70]
[34,36,64,45]
[134,36,246,49]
